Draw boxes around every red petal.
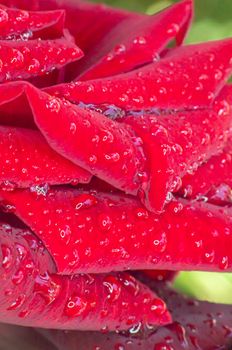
[26,84,146,195]
[40,283,232,350]
[179,138,232,205]
[3,83,232,212]
[2,0,137,81]
[0,126,91,189]
[0,38,83,83]
[2,0,135,51]
[0,5,65,39]
[78,0,193,80]
[48,38,232,110]
[1,188,232,274]
[0,222,170,330]
[44,83,232,212]
[34,0,138,81]
[124,84,232,211]
[0,81,38,127]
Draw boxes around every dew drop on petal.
[1,244,13,269]
[219,256,229,270]
[70,122,77,134]
[150,298,167,316]
[64,295,87,317]
[34,273,61,305]
[27,58,41,74]
[167,23,180,35]
[59,225,72,245]
[7,294,26,311]
[46,97,61,113]
[12,269,25,285]
[73,193,98,210]
[103,275,122,302]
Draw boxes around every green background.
[91,0,232,304]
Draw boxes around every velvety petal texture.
[0,5,65,39]
[0,222,171,330]
[48,38,232,110]
[0,0,231,347]
[0,188,232,274]
[42,282,232,350]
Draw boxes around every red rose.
[0,0,231,349]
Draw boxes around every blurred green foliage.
[91,0,232,304]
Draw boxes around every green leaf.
[174,272,232,304]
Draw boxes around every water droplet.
[16,10,29,21]
[168,322,188,345]
[114,44,126,55]
[0,200,16,213]
[16,244,27,261]
[167,23,180,35]
[118,273,139,296]
[102,130,114,143]
[7,294,26,310]
[46,97,61,113]
[98,214,112,231]
[12,269,25,285]
[59,225,72,245]
[0,180,17,191]
[219,256,229,270]
[70,122,77,134]
[104,153,120,162]
[172,201,184,214]
[27,58,41,74]
[1,244,13,269]
[73,193,98,210]
[103,275,122,302]
[135,208,149,220]
[150,298,167,316]
[10,49,24,67]
[133,36,147,45]
[129,322,142,334]
[214,69,223,80]
[173,177,183,193]
[89,154,98,165]
[153,232,167,253]
[64,295,87,317]
[207,92,214,101]
[204,250,215,263]
[34,273,61,305]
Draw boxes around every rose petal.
[0,38,83,83]
[2,0,137,81]
[0,126,91,189]
[78,0,193,80]
[0,5,65,39]
[1,187,232,274]
[123,84,232,211]
[26,83,147,195]
[0,222,170,330]
[179,138,232,205]
[40,282,232,350]
[37,83,232,212]
[48,38,232,110]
